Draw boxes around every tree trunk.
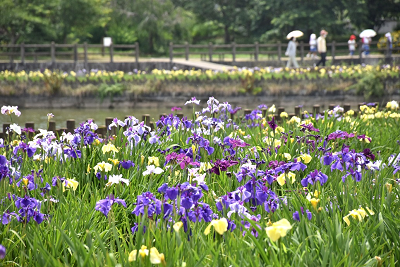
[224,25,230,44]
[149,32,154,53]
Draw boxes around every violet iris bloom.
[301,170,328,187]
[267,117,277,131]
[95,195,126,217]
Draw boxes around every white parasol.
[287,30,304,39]
[359,29,376,38]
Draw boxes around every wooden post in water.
[160,113,167,119]
[48,121,56,132]
[66,120,75,133]
[142,114,151,126]
[329,104,336,110]
[331,41,336,64]
[343,104,351,113]
[105,117,115,136]
[25,122,35,139]
[262,108,267,118]
[313,105,320,115]
[176,113,183,119]
[3,123,10,140]
[294,106,301,117]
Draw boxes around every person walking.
[362,37,371,56]
[285,37,299,68]
[307,34,317,58]
[348,35,356,56]
[385,32,392,56]
[316,30,327,66]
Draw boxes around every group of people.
[285,30,393,68]
[286,30,328,68]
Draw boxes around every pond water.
[0,95,398,130]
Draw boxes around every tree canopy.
[0,0,399,54]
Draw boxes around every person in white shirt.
[285,37,299,68]
[348,35,356,56]
[385,32,392,56]
[307,34,317,58]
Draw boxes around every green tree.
[0,0,54,44]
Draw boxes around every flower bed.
[0,98,400,266]
[0,65,399,98]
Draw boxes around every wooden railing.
[0,103,375,139]
[169,40,397,63]
[0,42,139,66]
[0,40,397,66]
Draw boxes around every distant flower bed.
[0,65,399,84]
[1,98,400,265]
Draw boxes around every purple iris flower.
[132,192,162,218]
[300,123,320,132]
[0,245,5,259]
[2,211,20,225]
[301,170,328,187]
[293,211,300,221]
[362,148,375,161]
[306,210,312,220]
[267,117,277,131]
[120,160,134,169]
[209,159,239,175]
[0,155,6,166]
[166,187,179,200]
[95,195,126,217]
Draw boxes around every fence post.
[84,42,88,69]
[208,42,213,62]
[232,42,236,63]
[344,104,351,113]
[255,42,259,61]
[109,43,114,63]
[277,42,281,63]
[51,42,56,65]
[142,114,151,126]
[74,44,78,64]
[331,41,336,64]
[48,121,56,132]
[313,105,320,115]
[359,40,362,60]
[185,42,189,61]
[300,41,304,65]
[20,43,25,64]
[135,42,139,65]
[66,120,75,133]
[386,39,391,58]
[169,42,173,63]
[294,106,301,117]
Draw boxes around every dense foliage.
[1,0,399,54]
[0,98,400,266]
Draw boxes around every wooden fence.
[0,42,139,66]
[169,40,397,63]
[0,40,397,66]
[0,103,375,139]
